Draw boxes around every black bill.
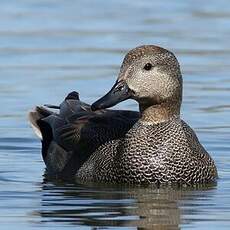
[91,81,132,111]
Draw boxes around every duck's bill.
[91,81,132,111]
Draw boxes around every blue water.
[0,0,230,229]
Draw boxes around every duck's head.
[91,45,182,122]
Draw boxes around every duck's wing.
[28,91,139,177]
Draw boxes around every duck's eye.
[144,63,152,71]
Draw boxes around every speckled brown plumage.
[29,45,218,185]
[76,118,217,185]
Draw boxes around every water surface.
[0,0,230,229]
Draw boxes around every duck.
[29,45,218,185]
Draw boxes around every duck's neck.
[139,101,181,124]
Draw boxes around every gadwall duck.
[29,45,217,185]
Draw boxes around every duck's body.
[77,117,217,184]
[29,45,217,185]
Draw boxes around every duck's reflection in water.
[37,178,216,229]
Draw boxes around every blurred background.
[0,0,230,229]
